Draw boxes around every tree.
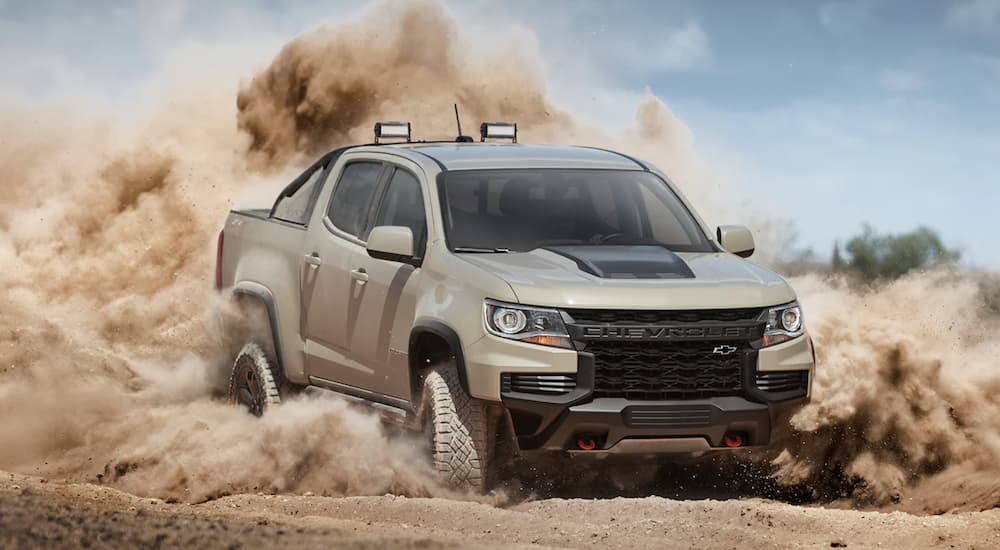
[842,224,959,281]
[831,240,845,271]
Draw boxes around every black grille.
[587,341,745,400]
[624,406,712,428]
[502,373,577,396]
[564,308,763,326]
[756,370,808,393]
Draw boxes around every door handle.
[350,268,369,284]
[304,253,322,267]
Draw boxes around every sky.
[1,0,998,266]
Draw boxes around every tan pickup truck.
[216,122,815,490]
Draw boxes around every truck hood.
[457,245,795,309]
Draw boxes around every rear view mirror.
[717,225,755,258]
[367,226,417,264]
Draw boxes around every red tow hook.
[576,438,597,450]
[723,434,744,448]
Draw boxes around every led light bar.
[480,122,517,143]
[374,121,411,143]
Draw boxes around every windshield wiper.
[453,247,512,253]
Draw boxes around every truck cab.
[217,121,815,489]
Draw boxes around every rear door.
[301,160,387,390]
[349,163,428,400]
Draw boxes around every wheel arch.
[408,319,470,396]
[230,281,286,377]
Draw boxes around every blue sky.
[2,0,998,266]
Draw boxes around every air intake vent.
[501,373,577,396]
[624,406,712,428]
[755,370,808,393]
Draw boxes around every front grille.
[502,373,577,396]
[564,308,763,325]
[755,370,808,393]
[587,340,745,400]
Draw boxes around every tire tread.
[228,342,282,414]
[424,363,492,488]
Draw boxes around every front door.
[349,165,428,400]
[301,160,386,390]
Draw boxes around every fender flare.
[409,319,470,395]
[231,281,285,375]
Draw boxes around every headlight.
[484,299,572,349]
[491,307,527,334]
[760,301,804,347]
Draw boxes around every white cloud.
[946,0,1000,35]
[970,53,1000,75]
[818,1,872,34]
[138,0,190,29]
[879,68,926,92]
[646,19,710,72]
[606,19,710,76]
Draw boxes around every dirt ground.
[3,471,999,550]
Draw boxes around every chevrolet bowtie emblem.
[712,345,738,356]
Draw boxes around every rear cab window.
[271,162,328,225]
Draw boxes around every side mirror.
[717,225,755,258]
[367,226,416,264]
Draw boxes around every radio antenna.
[454,104,473,142]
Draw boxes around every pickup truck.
[216,122,815,490]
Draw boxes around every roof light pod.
[480,122,517,143]
[374,121,411,143]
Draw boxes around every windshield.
[440,169,714,253]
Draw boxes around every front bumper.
[504,390,806,453]
[494,336,813,454]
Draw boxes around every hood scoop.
[543,245,695,280]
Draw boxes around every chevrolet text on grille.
[579,325,754,340]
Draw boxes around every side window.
[327,162,383,238]
[373,168,426,253]
[272,164,326,225]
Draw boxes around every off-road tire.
[228,342,282,417]
[423,362,493,490]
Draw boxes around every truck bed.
[219,209,312,379]
[221,210,309,290]
[234,208,271,220]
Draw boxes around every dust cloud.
[772,271,1000,513]
[0,106,441,502]
[0,0,997,512]
[236,0,570,170]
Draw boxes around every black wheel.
[228,342,281,416]
[422,362,494,490]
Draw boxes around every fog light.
[374,121,411,143]
[480,122,517,142]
